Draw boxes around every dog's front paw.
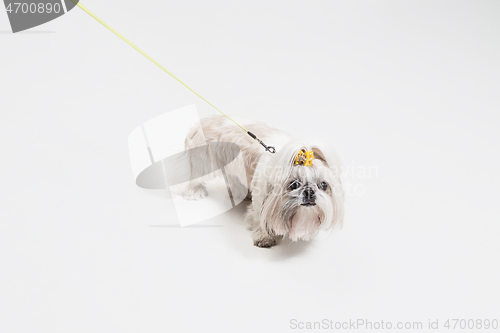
[253,236,278,248]
[183,184,208,201]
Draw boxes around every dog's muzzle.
[301,188,316,206]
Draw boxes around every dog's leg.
[183,181,208,201]
[246,205,280,248]
[252,226,280,248]
[182,121,213,201]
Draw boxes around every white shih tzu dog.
[182,115,345,248]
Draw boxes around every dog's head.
[259,140,345,241]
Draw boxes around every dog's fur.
[183,115,345,248]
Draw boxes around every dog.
[182,115,345,248]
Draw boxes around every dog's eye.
[289,181,300,190]
[319,182,328,190]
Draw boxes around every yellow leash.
[72,1,276,153]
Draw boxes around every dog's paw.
[253,236,278,248]
[183,185,208,201]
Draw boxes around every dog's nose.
[303,188,316,201]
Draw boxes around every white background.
[1,1,499,332]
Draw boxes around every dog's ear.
[312,147,328,165]
[308,142,341,169]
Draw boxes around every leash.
[72,1,276,154]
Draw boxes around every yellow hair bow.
[295,149,314,166]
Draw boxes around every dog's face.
[258,143,345,241]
